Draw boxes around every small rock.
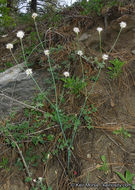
[79,33,91,41]
[131,49,135,55]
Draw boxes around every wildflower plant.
[3,11,129,183]
[32,13,44,50]
[113,126,131,138]
[44,49,67,144]
[109,21,127,53]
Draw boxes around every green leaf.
[25,177,32,182]
[126,170,135,183]
[108,67,113,70]
[101,155,106,162]
[115,171,127,183]
[132,184,135,189]
[47,134,54,141]
[48,187,52,190]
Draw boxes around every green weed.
[113,126,131,139]
[98,155,109,174]
[107,58,125,79]
[115,170,135,190]
[80,0,106,15]
[61,76,87,96]
[82,105,97,129]
[0,157,9,170]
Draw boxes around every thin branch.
[0,92,46,114]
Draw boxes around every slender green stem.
[80,56,87,97]
[34,20,45,50]
[20,38,42,92]
[99,33,102,54]
[26,40,46,63]
[10,50,19,65]
[29,74,42,93]
[67,147,71,171]
[109,28,122,54]
[20,39,29,69]
[47,56,67,142]
[76,34,79,50]
[58,88,65,107]
[48,56,58,106]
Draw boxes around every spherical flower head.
[32,13,38,20]
[73,27,80,34]
[120,21,127,29]
[26,68,32,76]
[38,177,43,182]
[17,31,25,39]
[6,43,13,50]
[63,71,70,77]
[97,27,103,33]
[102,54,109,60]
[44,50,50,56]
[77,50,83,56]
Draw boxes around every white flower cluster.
[73,27,80,34]
[120,21,127,29]
[63,72,69,77]
[32,13,38,20]
[17,31,25,39]
[25,68,32,76]
[44,50,50,56]
[6,43,13,50]
[77,50,83,56]
[102,54,108,60]
[97,27,103,33]
[33,177,43,183]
